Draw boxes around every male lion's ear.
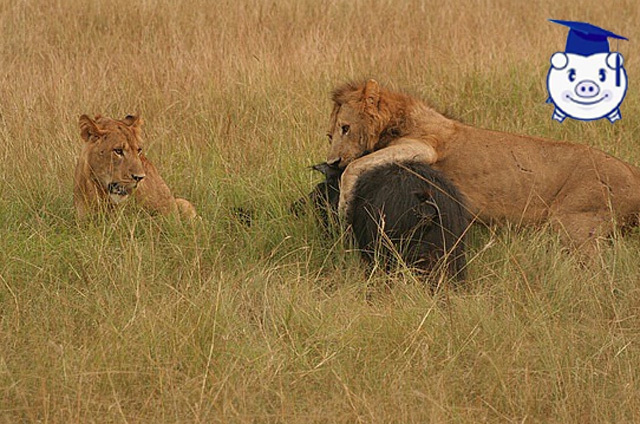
[363,79,380,113]
[79,114,104,142]
[122,114,143,128]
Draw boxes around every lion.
[326,79,640,255]
[74,114,197,220]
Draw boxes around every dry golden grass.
[2,0,640,422]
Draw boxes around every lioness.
[74,114,197,219]
[327,80,640,254]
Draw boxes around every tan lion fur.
[326,80,640,254]
[74,114,197,220]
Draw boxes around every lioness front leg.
[176,197,198,219]
[338,138,437,219]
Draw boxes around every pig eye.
[599,69,606,82]
[568,69,576,82]
[340,125,350,135]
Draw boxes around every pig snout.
[574,80,600,98]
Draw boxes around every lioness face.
[326,103,371,168]
[79,115,146,204]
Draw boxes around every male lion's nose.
[327,157,341,167]
[132,173,145,183]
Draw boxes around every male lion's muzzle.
[326,157,342,168]
[328,150,374,169]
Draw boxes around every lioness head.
[326,79,394,168]
[78,114,146,204]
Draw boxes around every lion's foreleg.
[176,198,198,219]
[550,212,615,263]
[338,138,437,219]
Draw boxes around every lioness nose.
[132,173,145,183]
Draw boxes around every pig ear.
[363,79,380,113]
[79,115,105,142]
[606,52,624,70]
[550,52,568,70]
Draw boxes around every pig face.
[547,52,627,121]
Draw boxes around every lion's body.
[327,80,640,253]
[74,115,196,220]
[431,125,640,226]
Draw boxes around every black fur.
[305,161,470,281]
[291,163,342,229]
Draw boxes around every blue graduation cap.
[549,19,628,87]
[549,19,627,56]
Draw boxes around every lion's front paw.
[176,198,198,219]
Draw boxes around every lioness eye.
[137,148,142,156]
[114,148,124,156]
[326,133,333,143]
[341,125,350,135]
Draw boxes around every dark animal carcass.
[306,160,470,281]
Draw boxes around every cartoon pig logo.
[546,20,628,123]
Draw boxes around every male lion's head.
[326,79,405,168]
[78,114,146,204]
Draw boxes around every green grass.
[2,0,640,422]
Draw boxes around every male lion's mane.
[331,81,412,151]
[330,81,456,154]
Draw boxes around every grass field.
[2,0,640,422]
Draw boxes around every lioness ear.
[363,79,380,113]
[79,114,104,142]
[122,114,143,128]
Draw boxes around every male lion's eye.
[137,148,143,156]
[114,148,124,156]
[340,125,350,135]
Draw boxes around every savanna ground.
[2,0,640,422]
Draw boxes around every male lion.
[74,114,197,219]
[327,80,640,254]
